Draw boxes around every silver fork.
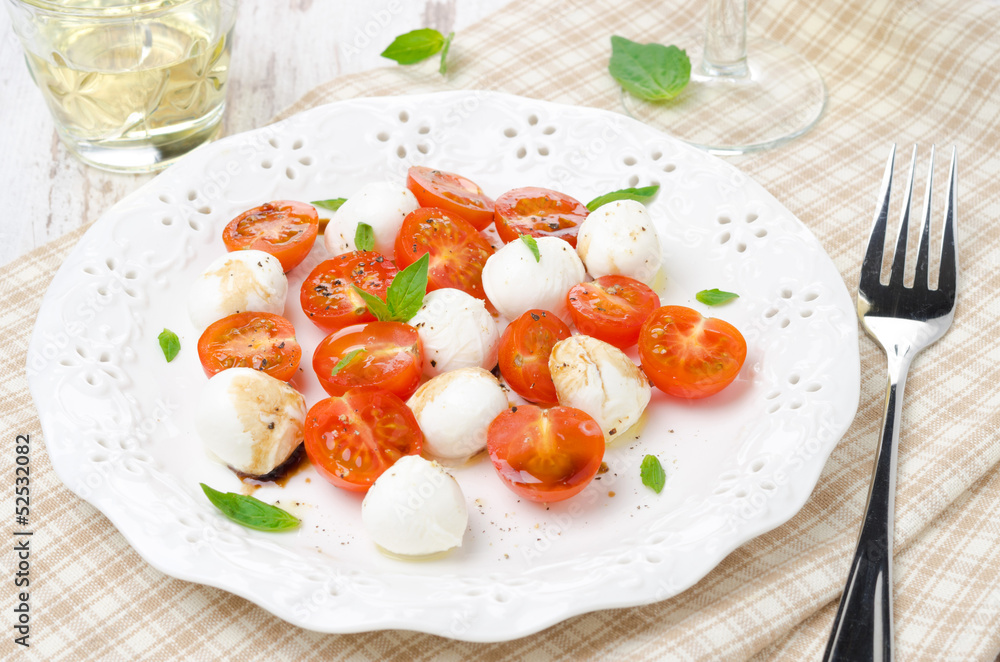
[823,145,958,662]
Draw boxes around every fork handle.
[823,352,913,662]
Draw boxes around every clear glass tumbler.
[5,0,238,172]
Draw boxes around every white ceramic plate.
[27,91,859,642]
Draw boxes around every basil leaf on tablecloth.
[158,329,180,362]
[696,289,740,306]
[382,28,446,65]
[609,36,691,101]
[200,483,300,532]
[311,198,346,211]
[520,234,541,262]
[439,31,455,74]
[585,184,660,211]
[640,454,666,493]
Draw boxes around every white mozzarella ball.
[195,368,306,477]
[188,250,287,330]
[481,235,586,321]
[362,455,468,556]
[576,200,663,286]
[549,335,651,442]
[407,367,509,460]
[323,182,419,257]
[408,288,499,377]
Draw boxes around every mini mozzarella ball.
[576,199,663,287]
[188,250,287,330]
[482,235,586,321]
[408,288,499,377]
[549,335,651,442]
[195,368,306,477]
[323,182,419,257]
[407,367,509,460]
[362,455,468,556]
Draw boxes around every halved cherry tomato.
[638,305,747,399]
[304,389,424,492]
[406,166,495,230]
[493,187,589,247]
[197,312,301,381]
[300,251,397,333]
[394,207,494,300]
[313,322,423,399]
[497,309,571,406]
[567,275,660,349]
[487,405,605,503]
[222,200,319,272]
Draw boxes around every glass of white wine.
[5,0,237,172]
[621,0,826,155]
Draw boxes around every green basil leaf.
[586,184,660,211]
[386,253,429,321]
[352,285,392,321]
[311,198,346,211]
[381,28,445,65]
[609,35,691,101]
[200,483,300,532]
[331,348,365,376]
[439,31,455,74]
[640,455,666,494]
[158,328,180,363]
[354,222,375,252]
[520,234,541,262]
[696,289,740,306]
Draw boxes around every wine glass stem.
[701,0,748,77]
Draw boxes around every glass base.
[58,102,226,174]
[622,36,826,155]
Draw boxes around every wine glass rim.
[11,0,203,19]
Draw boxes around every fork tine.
[889,146,918,285]
[860,145,896,290]
[938,146,958,301]
[913,145,936,289]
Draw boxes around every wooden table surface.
[0,0,509,268]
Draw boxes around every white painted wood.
[0,0,511,267]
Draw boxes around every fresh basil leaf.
[352,284,392,321]
[381,28,445,65]
[696,289,740,306]
[520,234,540,262]
[609,35,691,101]
[158,328,180,363]
[354,222,375,252]
[439,31,455,74]
[386,253,429,321]
[200,483,300,532]
[331,348,365,376]
[586,184,660,211]
[640,455,666,494]
[312,198,346,211]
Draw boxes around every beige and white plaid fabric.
[3,0,1000,659]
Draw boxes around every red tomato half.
[394,207,495,300]
[487,405,605,503]
[497,309,571,406]
[313,322,423,399]
[304,389,424,492]
[493,187,589,247]
[567,275,660,349]
[197,312,301,381]
[638,305,747,398]
[300,251,397,333]
[406,166,495,230]
[222,200,319,272]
